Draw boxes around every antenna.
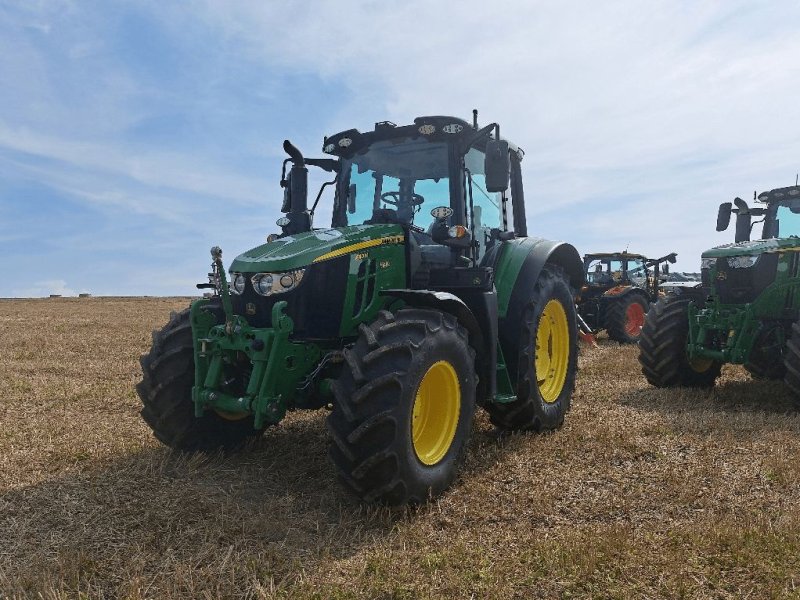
[796,173,798,186]
[472,109,478,129]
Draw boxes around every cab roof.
[322,115,523,159]
[584,252,648,261]
[757,185,800,203]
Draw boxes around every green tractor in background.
[137,114,584,505]
[639,185,800,393]
[577,251,677,344]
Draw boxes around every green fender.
[492,236,584,383]
[494,237,584,318]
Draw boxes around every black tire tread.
[606,292,649,344]
[783,322,800,402]
[638,295,721,388]
[485,264,578,432]
[327,308,475,505]
[137,305,264,452]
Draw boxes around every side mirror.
[484,140,509,193]
[663,264,670,274]
[347,184,357,214]
[716,202,732,231]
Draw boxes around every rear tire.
[486,264,578,431]
[782,321,800,402]
[327,309,476,505]
[137,306,264,452]
[606,292,649,343]
[638,295,721,388]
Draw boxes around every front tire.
[638,295,721,388]
[326,309,476,505]
[137,306,264,452]
[746,324,786,380]
[487,264,578,431]
[606,292,649,343]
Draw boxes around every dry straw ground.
[2,297,800,599]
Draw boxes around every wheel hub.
[625,302,646,337]
[412,360,461,466]
[535,299,570,403]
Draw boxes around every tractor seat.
[364,208,400,225]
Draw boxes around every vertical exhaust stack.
[280,140,311,235]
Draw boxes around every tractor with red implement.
[577,251,676,344]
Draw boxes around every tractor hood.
[229,224,405,273]
[702,238,799,259]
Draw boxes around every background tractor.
[577,251,677,343]
[137,113,584,505]
[640,185,800,392]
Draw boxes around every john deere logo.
[716,271,727,281]
[246,303,257,315]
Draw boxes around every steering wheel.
[381,191,425,207]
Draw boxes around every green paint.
[189,226,407,428]
[191,299,321,428]
[494,237,539,317]
[493,343,516,403]
[339,241,406,337]
[688,242,800,365]
[230,224,404,273]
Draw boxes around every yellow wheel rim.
[213,409,250,421]
[535,299,570,404]
[688,356,713,373]
[412,360,461,466]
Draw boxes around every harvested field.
[2,297,800,598]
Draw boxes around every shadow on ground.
[0,409,514,595]
[617,373,800,437]
[0,413,409,593]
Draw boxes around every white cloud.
[4,1,800,290]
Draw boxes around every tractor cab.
[582,252,674,298]
[321,116,527,266]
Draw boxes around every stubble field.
[2,297,800,599]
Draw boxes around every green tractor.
[639,185,800,391]
[577,251,677,344]
[137,114,584,505]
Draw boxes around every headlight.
[231,273,246,295]
[700,257,716,270]
[251,269,305,296]
[727,255,759,269]
[252,273,273,295]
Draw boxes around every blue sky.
[1,1,800,296]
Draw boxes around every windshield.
[338,138,451,230]
[774,204,800,237]
[586,259,626,284]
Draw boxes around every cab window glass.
[465,148,503,256]
[609,259,624,283]
[628,259,647,286]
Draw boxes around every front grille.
[230,255,350,339]
[713,254,778,304]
